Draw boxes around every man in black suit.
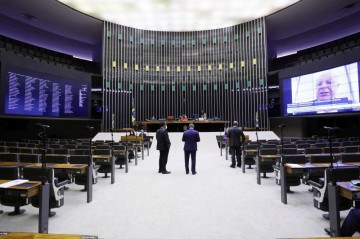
[156,122,171,174]
[227,121,245,168]
[182,123,200,175]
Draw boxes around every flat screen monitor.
[281,61,360,116]
[3,65,90,118]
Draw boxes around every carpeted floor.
[0,132,342,239]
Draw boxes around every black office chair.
[281,148,298,155]
[22,167,69,217]
[243,144,257,169]
[274,155,307,192]
[52,148,69,155]
[258,148,278,178]
[344,146,359,153]
[304,147,322,155]
[0,146,8,153]
[0,166,28,215]
[113,145,126,169]
[323,147,340,154]
[0,153,19,162]
[18,154,40,163]
[68,155,99,190]
[309,167,359,216]
[93,149,112,178]
[45,155,71,184]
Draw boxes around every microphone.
[324,126,339,131]
[36,123,50,128]
[109,128,113,133]
[86,126,94,130]
[278,124,286,128]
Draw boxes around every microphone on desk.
[36,123,50,129]
[324,126,340,131]
[278,124,286,128]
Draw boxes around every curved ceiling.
[58,0,299,31]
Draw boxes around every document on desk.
[0,179,29,188]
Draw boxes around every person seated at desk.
[139,129,147,138]
[129,130,135,136]
[325,208,360,236]
[199,110,207,121]
[180,114,188,121]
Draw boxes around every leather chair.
[0,166,28,215]
[52,148,69,155]
[0,153,19,162]
[280,148,298,155]
[68,155,99,190]
[309,167,359,215]
[323,147,340,154]
[113,145,126,169]
[274,155,307,192]
[304,147,322,155]
[93,149,112,178]
[344,146,359,153]
[258,148,278,178]
[45,155,71,184]
[18,154,40,163]
[243,144,257,169]
[22,167,69,217]
[0,146,8,153]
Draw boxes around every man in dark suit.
[182,123,200,175]
[156,122,171,174]
[227,121,245,168]
[325,208,360,236]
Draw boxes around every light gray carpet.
[0,132,342,239]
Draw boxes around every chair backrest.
[281,148,298,155]
[113,145,125,150]
[305,147,322,155]
[310,155,332,163]
[76,145,89,150]
[20,148,34,154]
[344,146,359,153]
[245,144,258,150]
[283,144,295,149]
[19,154,40,163]
[323,147,340,154]
[259,148,277,155]
[315,142,328,148]
[46,155,68,164]
[342,141,353,146]
[261,144,277,149]
[96,145,110,150]
[93,149,111,156]
[0,153,19,162]
[325,167,359,183]
[283,155,307,164]
[53,148,69,155]
[0,166,20,179]
[297,143,310,149]
[6,142,18,147]
[341,153,360,163]
[0,146,8,152]
[74,149,91,155]
[7,147,21,153]
[69,155,91,165]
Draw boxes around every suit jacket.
[156,127,171,150]
[228,126,245,147]
[182,128,200,151]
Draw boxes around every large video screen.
[282,62,360,116]
[4,66,90,118]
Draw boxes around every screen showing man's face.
[316,72,338,101]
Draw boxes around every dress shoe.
[230,165,235,168]
[237,164,241,168]
[324,228,331,236]
[186,171,189,174]
[192,172,197,175]
[322,213,329,220]
[162,171,171,174]
[158,170,163,173]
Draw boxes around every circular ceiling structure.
[58,0,299,31]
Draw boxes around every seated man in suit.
[325,208,360,236]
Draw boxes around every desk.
[281,163,353,205]
[0,232,98,238]
[139,120,229,132]
[0,180,48,233]
[27,163,92,202]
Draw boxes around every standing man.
[227,121,245,168]
[182,123,200,175]
[156,122,171,174]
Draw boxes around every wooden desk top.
[337,181,360,200]
[285,163,354,174]
[0,232,98,239]
[0,180,41,198]
[0,162,32,167]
